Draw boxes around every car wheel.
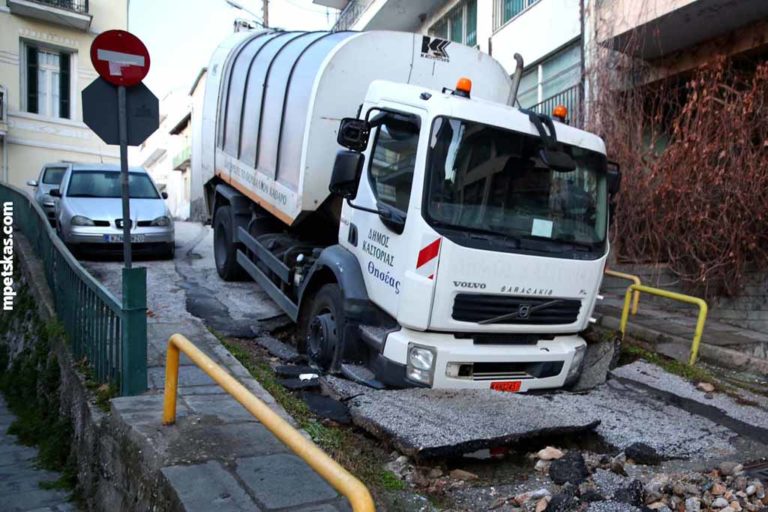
[303,283,344,372]
[161,242,175,260]
[213,205,246,281]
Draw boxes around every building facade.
[0,0,128,189]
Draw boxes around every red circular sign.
[90,30,150,87]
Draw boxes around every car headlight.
[565,343,588,384]
[151,216,172,227]
[407,344,436,385]
[71,215,95,226]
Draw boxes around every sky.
[129,0,339,96]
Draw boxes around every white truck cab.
[200,30,619,391]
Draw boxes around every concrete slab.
[235,454,339,510]
[162,461,261,511]
[611,361,768,443]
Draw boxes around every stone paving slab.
[323,373,741,460]
[611,360,768,443]
[162,461,262,511]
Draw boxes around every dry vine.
[587,35,768,297]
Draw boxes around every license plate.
[491,381,521,393]
[104,234,145,243]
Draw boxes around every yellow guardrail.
[605,269,641,315]
[162,334,376,512]
[618,284,708,365]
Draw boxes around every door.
[342,107,423,317]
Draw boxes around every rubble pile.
[384,444,768,512]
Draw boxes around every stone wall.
[601,263,768,332]
[2,236,180,511]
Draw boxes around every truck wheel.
[304,283,344,371]
[213,205,246,281]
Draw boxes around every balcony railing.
[26,0,88,14]
[333,0,375,31]
[531,84,583,128]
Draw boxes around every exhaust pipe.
[508,53,524,107]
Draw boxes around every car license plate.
[104,234,145,243]
[491,381,521,393]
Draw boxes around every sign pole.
[117,84,132,269]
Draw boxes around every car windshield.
[426,117,608,250]
[66,171,159,199]
[42,167,66,185]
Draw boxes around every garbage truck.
[199,29,620,391]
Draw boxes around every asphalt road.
[81,221,283,337]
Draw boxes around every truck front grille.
[452,294,581,325]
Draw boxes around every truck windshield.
[425,117,608,256]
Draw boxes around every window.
[494,0,540,29]
[25,45,71,119]
[429,0,477,47]
[66,171,160,199]
[517,42,581,113]
[369,122,419,213]
[42,167,66,185]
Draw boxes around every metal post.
[121,267,147,395]
[117,85,132,269]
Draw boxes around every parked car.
[26,162,68,227]
[51,164,175,259]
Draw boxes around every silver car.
[27,163,68,227]
[52,164,175,259]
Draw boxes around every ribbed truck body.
[200,30,513,226]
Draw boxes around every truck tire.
[213,205,246,281]
[304,283,344,371]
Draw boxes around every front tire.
[213,205,246,281]
[303,284,345,372]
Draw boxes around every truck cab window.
[369,122,419,213]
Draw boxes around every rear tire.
[303,283,345,372]
[213,205,246,281]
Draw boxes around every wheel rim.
[307,310,337,368]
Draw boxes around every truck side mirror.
[337,118,370,152]
[330,150,364,199]
[27,179,38,187]
[50,188,61,197]
[607,161,621,195]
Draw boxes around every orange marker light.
[553,104,568,121]
[455,77,472,98]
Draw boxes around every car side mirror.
[337,118,370,152]
[607,161,621,195]
[27,180,38,187]
[50,188,61,197]
[161,191,169,199]
[329,150,364,199]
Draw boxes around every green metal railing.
[0,182,147,395]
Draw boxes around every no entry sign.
[90,30,150,87]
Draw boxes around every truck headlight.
[71,215,95,226]
[565,343,587,384]
[151,216,172,227]
[407,344,435,385]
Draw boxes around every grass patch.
[222,338,408,493]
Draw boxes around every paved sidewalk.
[83,224,352,511]
[596,294,768,376]
[0,396,74,512]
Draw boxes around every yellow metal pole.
[162,340,180,425]
[162,334,375,512]
[618,286,633,338]
[605,269,641,315]
[689,300,708,366]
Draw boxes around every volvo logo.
[517,304,531,319]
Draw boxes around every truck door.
[342,107,423,318]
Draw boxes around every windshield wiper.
[432,220,520,246]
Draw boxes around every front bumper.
[63,226,174,245]
[380,327,586,391]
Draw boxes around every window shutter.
[27,46,38,114]
[59,52,70,119]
